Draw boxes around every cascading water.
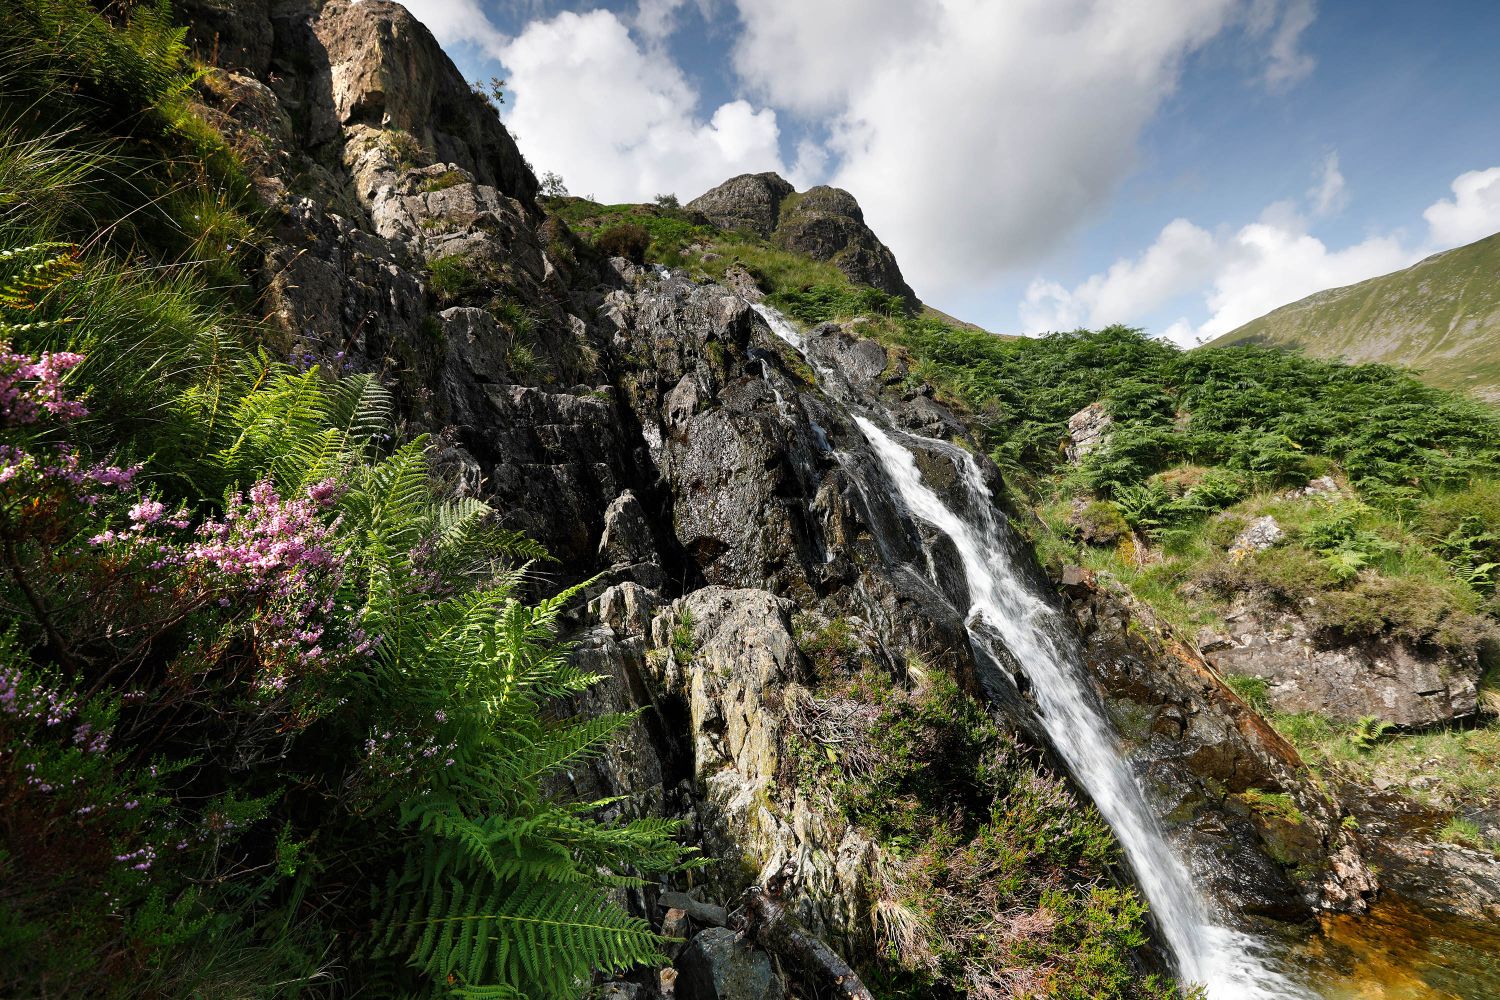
[856,418,1308,999]
[751,300,1312,999]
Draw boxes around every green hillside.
[1208,231,1500,402]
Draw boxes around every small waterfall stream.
[751,300,1312,999]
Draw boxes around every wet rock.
[675,927,783,1000]
[1064,573,1377,917]
[1341,786,1500,920]
[1202,605,1479,728]
[1065,402,1112,461]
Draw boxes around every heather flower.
[0,344,88,426]
[128,499,166,525]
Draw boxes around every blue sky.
[401,0,1500,343]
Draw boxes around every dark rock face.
[1200,605,1479,728]
[688,174,917,301]
[676,927,783,1000]
[773,186,915,301]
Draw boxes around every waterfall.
[856,418,1308,999]
[750,300,1312,999]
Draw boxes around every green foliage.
[0,11,684,996]
[773,282,905,324]
[1436,817,1497,852]
[1067,499,1130,545]
[670,606,696,663]
[1347,716,1394,753]
[381,129,426,169]
[1236,789,1305,825]
[1302,503,1399,581]
[422,169,469,193]
[1224,674,1272,714]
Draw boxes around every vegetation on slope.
[1208,232,1500,403]
[0,3,682,996]
[788,619,1176,1000]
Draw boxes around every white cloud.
[1423,167,1500,248]
[727,0,1319,296]
[396,0,508,59]
[1308,151,1346,216]
[1021,178,1424,347]
[633,0,718,41]
[1257,0,1317,89]
[1020,218,1220,333]
[496,10,786,202]
[1196,220,1411,341]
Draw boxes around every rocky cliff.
[174,2,1490,995]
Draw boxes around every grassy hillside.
[1208,232,1500,402]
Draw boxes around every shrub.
[595,223,651,263]
[1068,499,1130,545]
[0,8,687,990]
[420,169,467,193]
[1194,546,1337,606]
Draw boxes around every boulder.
[1230,515,1285,556]
[1065,402,1112,461]
[675,927,783,1000]
[687,173,794,237]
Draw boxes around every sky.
[395,0,1500,344]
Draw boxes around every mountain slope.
[1207,231,1500,402]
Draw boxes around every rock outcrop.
[685,172,794,238]
[688,174,917,301]
[1200,605,1480,728]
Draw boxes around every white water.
[856,416,1310,1000]
[746,298,1309,998]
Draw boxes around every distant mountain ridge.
[1207,231,1500,403]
